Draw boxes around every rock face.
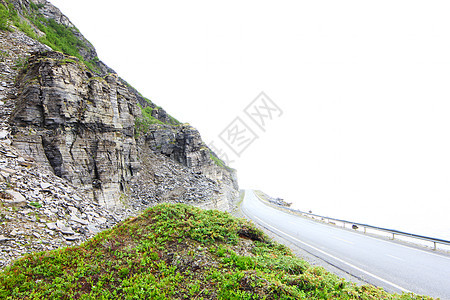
[138,124,239,211]
[130,146,238,213]
[143,124,212,168]
[1,0,239,209]
[0,140,117,269]
[8,50,238,210]
[10,51,140,208]
[0,0,239,268]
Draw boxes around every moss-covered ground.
[0,204,434,299]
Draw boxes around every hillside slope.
[0,0,237,207]
[0,204,433,299]
[0,0,237,268]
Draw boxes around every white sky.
[49,0,450,239]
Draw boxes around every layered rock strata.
[0,0,239,269]
[10,51,140,208]
[0,139,117,268]
[8,50,238,210]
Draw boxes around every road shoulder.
[234,191,368,287]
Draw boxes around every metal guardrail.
[256,194,450,250]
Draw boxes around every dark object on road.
[352,224,359,230]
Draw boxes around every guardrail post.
[364,227,366,233]
[433,242,436,250]
[392,233,395,240]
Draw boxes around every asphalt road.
[241,190,450,299]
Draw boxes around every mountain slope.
[0,0,237,207]
[0,0,237,269]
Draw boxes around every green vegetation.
[210,152,225,168]
[209,150,235,170]
[0,1,99,72]
[31,17,99,72]
[119,80,181,132]
[0,3,17,32]
[134,101,182,136]
[0,203,433,299]
[141,105,156,121]
[33,18,96,71]
[134,117,163,137]
[2,0,181,133]
[134,104,164,137]
[0,50,9,62]
[1,2,38,37]
[168,114,181,125]
[0,4,10,31]
[29,1,45,10]
[140,97,181,126]
[11,56,27,70]
[28,201,42,208]
[57,57,78,65]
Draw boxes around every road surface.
[241,190,450,299]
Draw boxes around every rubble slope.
[0,0,238,269]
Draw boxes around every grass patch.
[28,201,42,208]
[32,17,99,72]
[210,152,225,168]
[134,117,161,136]
[0,4,12,31]
[29,2,45,10]
[134,102,181,136]
[0,203,434,299]
[168,114,181,125]
[3,0,180,134]
[134,103,164,136]
[0,1,100,73]
[141,106,155,121]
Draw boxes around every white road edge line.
[251,215,412,293]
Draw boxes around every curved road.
[241,190,450,299]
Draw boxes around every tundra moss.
[0,1,100,73]
[134,104,164,136]
[134,116,163,137]
[29,2,44,10]
[0,203,434,299]
[0,4,10,31]
[32,17,90,66]
[210,152,226,168]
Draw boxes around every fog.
[50,0,450,239]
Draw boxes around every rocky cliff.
[0,0,238,267]
[10,51,140,207]
[8,49,237,210]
